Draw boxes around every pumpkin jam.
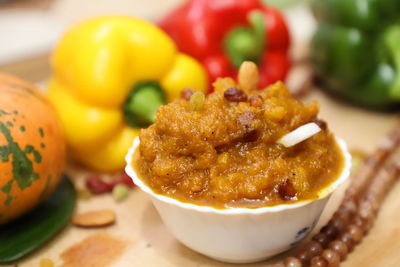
[134,79,344,209]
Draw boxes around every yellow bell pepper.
[48,16,208,172]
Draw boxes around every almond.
[72,209,116,227]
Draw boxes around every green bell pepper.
[311,0,400,110]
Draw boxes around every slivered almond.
[277,122,321,147]
[72,209,116,227]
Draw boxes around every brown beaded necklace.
[277,124,400,267]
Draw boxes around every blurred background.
[0,0,313,83]
[0,0,187,82]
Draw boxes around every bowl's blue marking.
[290,218,317,247]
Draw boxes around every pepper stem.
[384,25,400,100]
[123,82,166,127]
[224,10,266,68]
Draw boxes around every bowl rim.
[125,136,351,215]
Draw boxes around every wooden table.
[0,69,397,267]
[1,1,400,266]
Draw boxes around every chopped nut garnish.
[238,61,259,92]
[277,122,321,148]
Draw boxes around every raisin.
[180,88,195,101]
[249,94,263,107]
[224,87,248,102]
[86,176,113,194]
[243,130,258,142]
[278,179,297,200]
[188,91,205,111]
[110,172,135,188]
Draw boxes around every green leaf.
[0,175,76,263]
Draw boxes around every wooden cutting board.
[0,84,395,267]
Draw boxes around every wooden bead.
[329,217,346,232]
[339,232,354,251]
[347,224,363,243]
[313,233,330,248]
[310,256,328,267]
[364,217,374,232]
[271,262,285,267]
[284,256,303,267]
[329,240,348,260]
[353,215,373,233]
[358,202,376,220]
[322,249,340,267]
[295,249,312,265]
[320,225,338,239]
[365,195,380,212]
[306,241,323,257]
[340,199,357,214]
[334,208,351,221]
[352,216,366,230]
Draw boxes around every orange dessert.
[134,63,343,209]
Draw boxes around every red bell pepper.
[160,0,291,91]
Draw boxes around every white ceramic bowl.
[125,137,351,263]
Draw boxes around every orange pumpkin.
[0,73,66,224]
